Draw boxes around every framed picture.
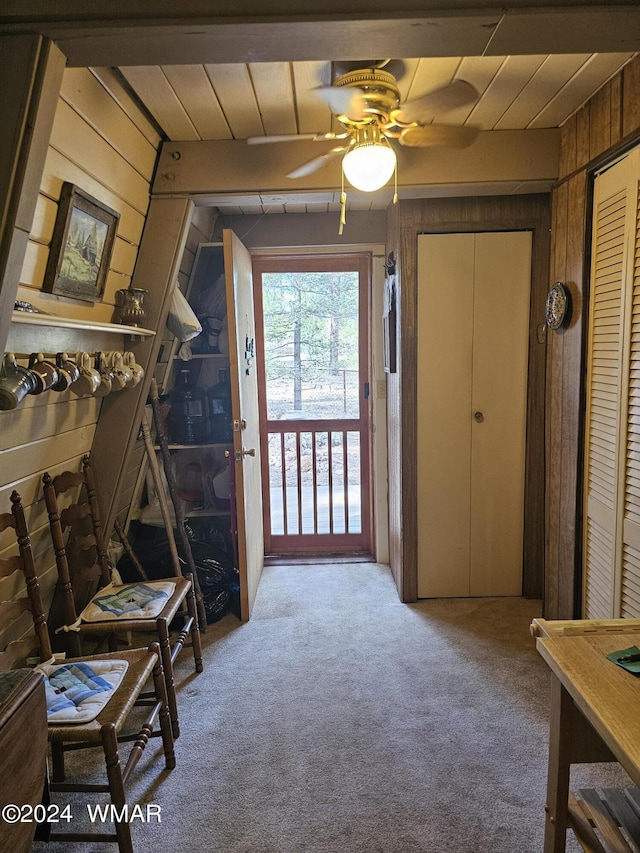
[383,252,397,373]
[43,182,119,303]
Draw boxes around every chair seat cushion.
[81,581,177,623]
[39,659,128,724]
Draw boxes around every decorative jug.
[115,286,148,327]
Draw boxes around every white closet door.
[417,233,474,597]
[417,231,531,598]
[620,151,640,617]
[470,231,531,596]
[583,149,638,618]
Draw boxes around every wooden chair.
[42,453,203,740]
[0,489,175,853]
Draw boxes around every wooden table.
[536,631,640,852]
[0,669,47,853]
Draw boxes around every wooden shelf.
[11,312,155,337]
[184,508,230,518]
[172,353,228,360]
[155,443,232,450]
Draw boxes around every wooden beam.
[1,4,639,66]
[153,129,559,199]
[0,36,66,357]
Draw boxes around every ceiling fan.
[247,60,480,198]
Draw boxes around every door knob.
[233,447,256,462]
[474,411,485,423]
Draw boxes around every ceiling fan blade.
[247,133,336,145]
[313,85,368,120]
[395,80,479,124]
[286,147,347,179]
[399,124,480,149]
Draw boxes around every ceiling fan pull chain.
[339,167,347,235]
[393,160,398,205]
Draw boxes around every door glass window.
[261,270,360,420]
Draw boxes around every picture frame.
[43,182,120,303]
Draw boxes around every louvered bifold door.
[583,148,640,618]
[621,163,640,618]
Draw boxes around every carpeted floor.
[33,562,629,852]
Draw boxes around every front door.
[253,253,372,556]
[224,229,264,619]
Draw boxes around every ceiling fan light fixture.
[342,126,396,192]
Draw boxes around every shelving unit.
[143,243,234,537]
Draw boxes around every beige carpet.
[33,562,629,852]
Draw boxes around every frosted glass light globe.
[342,143,396,192]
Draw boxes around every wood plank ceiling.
[120,54,634,214]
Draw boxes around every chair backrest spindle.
[0,491,53,669]
[81,454,112,587]
[43,454,114,628]
[42,473,80,629]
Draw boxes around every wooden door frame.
[386,195,551,602]
[252,252,373,556]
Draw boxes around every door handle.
[232,447,256,462]
[474,411,485,423]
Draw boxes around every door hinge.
[364,382,370,399]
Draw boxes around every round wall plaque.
[545,282,571,331]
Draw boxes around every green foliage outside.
[262,270,360,419]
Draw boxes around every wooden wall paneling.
[0,505,60,561]
[622,56,640,141]
[89,67,162,149]
[559,113,578,181]
[576,105,591,172]
[523,203,551,598]
[589,84,612,162]
[0,395,100,453]
[0,611,33,653]
[40,148,146,245]
[557,173,588,618]
[545,182,568,616]
[49,100,151,214]
[16,62,157,327]
[29,193,57,250]
[91,196,194,536]
[0,425,95,487]
[610,74,623,148]
[0,456,87,520]
[544,52,640,619]
[117,441,146,519]
[60,68,159,181]
[191,205,218,241]
[1,540,54,607]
